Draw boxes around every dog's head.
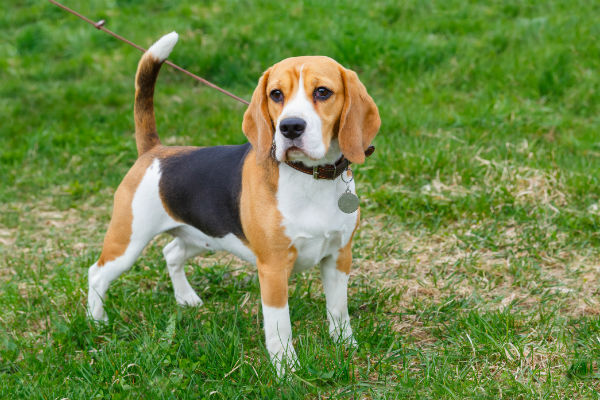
[242,56,380,165]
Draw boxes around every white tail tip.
[147,31,179,62]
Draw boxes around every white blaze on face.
[274,66,325,163]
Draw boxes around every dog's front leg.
[258,262,297,376]
[320,244,356,346]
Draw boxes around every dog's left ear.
[338,66,381,164]
[242,68,273,163]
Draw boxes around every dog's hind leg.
[163,237,205,307]
[87,157,177,321]
[88,231,155,322]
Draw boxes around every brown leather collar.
[282,146,375,180]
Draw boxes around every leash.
[47,0,250,106]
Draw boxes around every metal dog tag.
[338,189,359,214]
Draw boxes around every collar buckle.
[313,166,319,179]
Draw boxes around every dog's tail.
[134,32,178,156]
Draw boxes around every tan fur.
[97,153,154,266]
[242,68,274,163]
[337,67,381,164]
[134,53,164,156]
[239,150,296,307]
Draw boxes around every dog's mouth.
[284,146,319,162]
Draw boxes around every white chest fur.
[276,163,358,273]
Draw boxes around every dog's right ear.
[242,68,273,162]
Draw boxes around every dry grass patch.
[475,155,567,209]
[416,144,568,211]
[353,214,600,319]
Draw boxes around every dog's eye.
[313,87,332,101]
[269,89,284,103]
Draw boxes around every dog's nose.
[279,117,306,139]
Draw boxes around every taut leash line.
[47,0,250,106]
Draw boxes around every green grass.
[2,0,600,398]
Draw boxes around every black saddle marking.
[158,142,252,240]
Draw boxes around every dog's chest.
[276,165,358,273]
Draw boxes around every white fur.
[262,302,297,376]
[161,230,254,306]
[172,226,256,264]
[277,165,358,274]
[320,258,355,344]
[163,237,204,306]
[147,31,178,62]
[274,66,332,164]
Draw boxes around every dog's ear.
[242,68,273,162]
[337,66,381,164]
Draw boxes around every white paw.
[87,290,108,322]
[330,322,356,347]
[88,309,108,323]
[270,346,298,378]
[175,290,203,307]
[87,301,108,322]
[345,335,358,348]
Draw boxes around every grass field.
[2,0,600,398]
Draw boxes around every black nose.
[279,117,306,139]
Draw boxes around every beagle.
[87,32,380,374]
